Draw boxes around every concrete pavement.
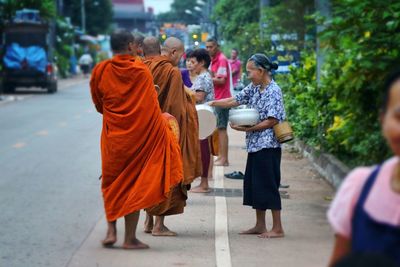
[67,128,334,267]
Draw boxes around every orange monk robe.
[90,54,183,222]
[143,55,202,185]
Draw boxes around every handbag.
[273,121,294,143]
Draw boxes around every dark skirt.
[200,138,210,178]
[243,148,282,210]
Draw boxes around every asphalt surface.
[0,78,334,267]
[0,79,104,267]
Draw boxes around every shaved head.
[161,37,184,66]
[143,36,161,57]
[162,37,184,52]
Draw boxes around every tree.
[261,0,315,50]
[157,0,203,24]
[0,0,56,24]
[213,0,259,42]
[213,0,315,59]
[63,0,113,35]
[212,0,262,61]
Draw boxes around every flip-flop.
[226,171,244,179]
[224,171,238,178]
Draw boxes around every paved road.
[0,79,334,267]
[0,79,104,267]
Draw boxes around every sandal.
[225,171,244,179]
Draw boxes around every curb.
[292,140,350,190]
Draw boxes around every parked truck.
[1,9,57,93]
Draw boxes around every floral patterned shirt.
[235,80,286,152]
[191,71,214,103]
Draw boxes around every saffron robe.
[144,55,202,184]
[144,55,202,216]
[90,54,183,221]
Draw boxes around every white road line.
[214,166,232,267]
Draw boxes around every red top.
[210,51,231,100]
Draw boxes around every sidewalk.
[224,129,334,267]
[66,128,335,267]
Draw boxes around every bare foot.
[239,226,267,235]
[102,234,117,247]
[191,185,211,193]
[258,230,285,239]
[122,238,150,249]
[214,160,229,166]
[144,216,153,234]
[152,225,177,236]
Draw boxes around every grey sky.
[144,0,173,14]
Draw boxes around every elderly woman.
[209,53,285,238]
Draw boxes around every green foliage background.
[277,0,400,166]
[213,0,263,61]
[157,0,204,24]
[63,0,113,36]
[212,0,399,166]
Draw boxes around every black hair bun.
[249,53,279,71]
[270,62,279,70]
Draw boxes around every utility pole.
[315,0,331,84]
[208,0,217,39]
[56,0,64,16]
[260,0,270,41]
[81,0,86,33]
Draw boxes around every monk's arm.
[165,69,187,122]
[328,234,351,267]
[209,97,239,108]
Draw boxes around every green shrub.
[277,0,399,166]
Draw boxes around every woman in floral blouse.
[187,48,215,193]
[209,53,286,238]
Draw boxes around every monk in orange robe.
[142,36,202,236]
[90,30,183,249]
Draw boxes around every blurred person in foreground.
[186,48,215,193]
[206,38,231,166]
[143,36,201,236]
[327,71,400,266]
[90,30,183,249]
[333,252,397,267]
[209,53,285,238]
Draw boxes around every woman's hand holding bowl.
[206,101,215,107]
[230,123,252,132]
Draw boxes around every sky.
[144,0,173,14]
